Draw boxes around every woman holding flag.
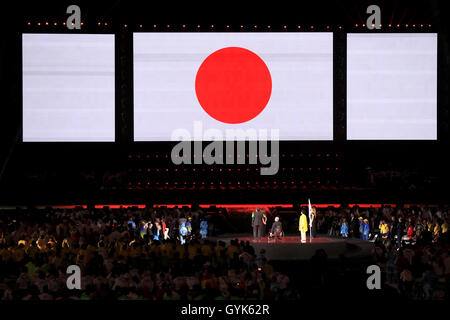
[310,207,317,239]
[308,199,317,240]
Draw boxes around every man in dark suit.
[349,213,360,238]
[252,208,263,241]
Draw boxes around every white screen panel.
[347,33,437,140]
[23,34,115,142]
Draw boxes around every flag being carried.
[308,198,315,241]
[308,199,313,228]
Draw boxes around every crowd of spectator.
[0,204,448,300]
[314,205,449,299]
[0,206,294,300]
[222,204,449,300]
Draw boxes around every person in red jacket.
[407,224,414,241]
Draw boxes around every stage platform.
[212,234,373,261]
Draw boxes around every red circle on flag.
[195,47,272,124]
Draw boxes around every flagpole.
[308,198,313,243]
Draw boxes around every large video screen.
[134,33,333,141]
[22,34,115,142]
[347,33,437,140]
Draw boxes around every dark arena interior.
[0,0,449,314]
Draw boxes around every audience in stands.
[0,204,448,300]
[0,206,293,300]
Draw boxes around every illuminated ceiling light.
[27,22,31,25]
[37,22,41,25]
[254,25,257,29]
[63,22,66,25]
[211,24,214,28]
[362,24,365,27]
[197,24,200,28]
[140,24,143,28]
[240,25,244,28]
[124,24,127,28]
[45,22,48,25]
[397,24,400,27]
[167,24,170,28]
[297,25,301,29]
[182,24,186,28]
[310,25,314,29]
[326,26,330,29]
[420,24,424,27]
[98,22,101,26]
[267,25,271,29]
[412,24,416,27]
[405,24,408,27]
[81,22,84,26]
[283,25,287,29]
[428,24,432,27]
[338,26,342,29]
[104,22,108,26]
[388,24,392,27]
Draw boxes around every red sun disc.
[195,47,272,124]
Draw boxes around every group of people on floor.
[0,207,294,300]
[251,207,318,243]
[337,210,448,247]
[250,205,448,248]
[339,217,370,240]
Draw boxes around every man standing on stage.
[349,213,359,238]
[299,210,308,243]
[252,208,263,241]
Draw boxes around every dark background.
[0,0,448,205]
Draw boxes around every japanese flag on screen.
[133,33,333,141]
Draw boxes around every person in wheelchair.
[268,216,283,240]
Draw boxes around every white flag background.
[133,33,333,141]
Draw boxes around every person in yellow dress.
[299,210,308,243]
